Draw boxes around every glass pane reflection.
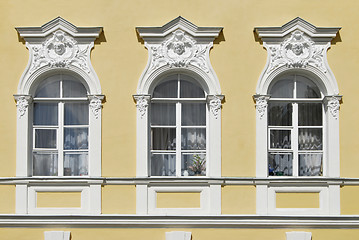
[268,153,293,176]
[150,154,176,176]
[299,154,323,176]
[33,152,58,176]
[182,154,206,176]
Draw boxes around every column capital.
[253,94,270,119]
[133,94,151,118]
[13,94,32,118]
[324,95,342,119]
[88,95,105,119]
[206,95,224,119]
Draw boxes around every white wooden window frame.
[150,74,208,177]
[14,17,103,214]
[254,18,341,215]
[267,75,325,177]
[135,17,223,215]
[32,76,90,177]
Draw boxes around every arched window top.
[152,74,205,99]
[269,74,321,99]
[35,74,88,98]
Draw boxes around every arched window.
[32,74,89,176]
[267,74,323,177]
[150,74,206,176]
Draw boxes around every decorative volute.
[16,17,103,95]
[254,17,341,96]
[136,16,223,95]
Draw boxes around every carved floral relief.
[30,30,90,74]
[150,30,210,73]
[268,30,326,73]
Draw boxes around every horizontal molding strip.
[4,177,359,186]
[2,215,359,228]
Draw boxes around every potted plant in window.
[188,155,206,176]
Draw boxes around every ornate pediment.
[136,17,223,95]
[254,18,341,95]
[16,17,103,95]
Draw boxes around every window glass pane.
[182,103,206,126]
[64,103,89,125]
[299,154,323,176]
[269,76,294,98]
[151,103,176,126]
[180,80,205,98]
[269,130,291,149]
[268,153,293,176]
[268,102,292,126]
[181,128,206,150]
[64,128,89,150]
[34,75,60,98]
[150,154,176,176]
[64,152,88,176]
[33,152,58,176]
[296,75,321,98]
[151,128,176,150]
[153,80,177,98]
[35,129,57,148]
[182,154,206,176]
[63,79,87,98]
[298,128,322,150]
[34,103,58,126]
[298,103,322,126]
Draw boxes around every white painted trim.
[44,231,71,240]
[28,186,90,214]
[148,185,221,215]
[3,215,359,227]
[166,231,191,240]
[286,232,312,240]
[148,186,210,215]
[15,18,103,214]
[254,18,341,216]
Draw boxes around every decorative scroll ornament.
[207,95,223,119]
[89,95,104,119]
[326,96,341,119]
[135,95,150,118]
[268,30,326,73]
[254,95,269,119]
[30,30,89,74]
[15,96,30,118]
[150,30,210,73]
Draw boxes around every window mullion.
[58,102,64,176]
[292,102,298,177]
[176,102,181,177]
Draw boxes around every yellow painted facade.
[0,0,359,239]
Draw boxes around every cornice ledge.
[3,215,359,228]
[136,16,222,41]
[16,16,103,40]
[254,17,340,41]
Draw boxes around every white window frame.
[135,17,223,215]
[254,18,341,215]
[267,74,325,177]
[14,17,103,214]
[150,74,208,177]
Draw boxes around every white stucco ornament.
[136,16,223,95]
[254,17,341,96]
[16,17,103,95]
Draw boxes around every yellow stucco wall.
[276,192,319,209]
[0,0,358,178]
[0,0,359,218]
[102,185,136,214]
[36,192,82,208]
[2,228,359,240]
[0,185,15,214]
[222,185,256,214]
[157,192,201,208]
